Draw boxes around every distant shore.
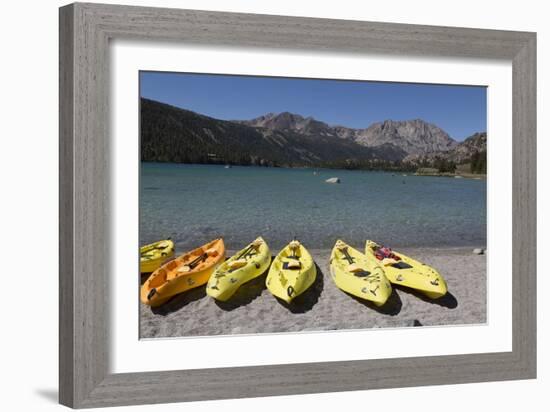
[142,160,487,178]
[414,171,487,179]
[142,159,418,173]
[140,246,486,338]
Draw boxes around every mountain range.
[141,98,486,171]
[239,114,458,155]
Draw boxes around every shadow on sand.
[346,288,403,316]
[214,271,269,312]
[275,263,325,314]
[394,285,458,309]
[151,286,207,316]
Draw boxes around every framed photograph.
[59,2,536,408]
[137,72,487,336]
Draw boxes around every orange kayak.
[140,238,225,307]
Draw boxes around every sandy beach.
[139,247,486,338]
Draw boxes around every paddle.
[142,236,172,255]
[236,239,262,260]
[187,252,208,270]
[224,243,258,273]
[340,247,355,264]
[235,245,254,260]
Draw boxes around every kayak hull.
[266,241,317,303]
[140,238,225,307]
[207,237,271,302]
[140,239,175,273]
[365,240,447,299]
[330,240,392,306]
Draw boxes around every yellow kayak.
[266,240,317,303]
[141,238,225,307]
[207,237,271,301]
[140,239,175,273]
[330,240,392,306]
[365,240,447,299]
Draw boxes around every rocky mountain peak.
[355,119,457,155]
[242,111,333,136]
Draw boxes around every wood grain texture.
[512,35,537,375]
[59,2,537,408]
[60,3,110,406]
[59,4,75,406]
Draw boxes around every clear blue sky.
[140,71,486,141]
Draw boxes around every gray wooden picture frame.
[59,2,536,409]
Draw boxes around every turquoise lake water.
[140,162,486,251]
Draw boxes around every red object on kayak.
[374,246,401,261]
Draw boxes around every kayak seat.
[283,261,301,270]
[228,259,247,270]
[381,257,399,266]
[353,270,371,277]
[165,261,178,270]
[392,261,413,270]
[205,248,218,256]
[347,263,364,273]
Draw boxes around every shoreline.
[414,172,487,180]
[142,161,487,177]
[140,246,486,338]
